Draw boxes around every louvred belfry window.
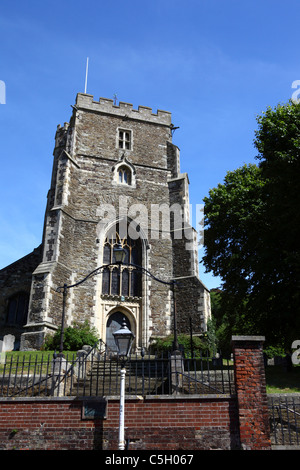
[102,225,142,297]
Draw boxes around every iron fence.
[0,350,235,398]
[269,395,300,447]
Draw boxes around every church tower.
[12,93,210,351]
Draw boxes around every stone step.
[69,358,170,396]
[73,375,166,396]
[68,358,232,396]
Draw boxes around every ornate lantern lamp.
[113,318,135,450]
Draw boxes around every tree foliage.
[203,101,300,349]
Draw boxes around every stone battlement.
[75,93,172,126]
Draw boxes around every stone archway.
[106,311,131,352]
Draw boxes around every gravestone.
[0,334,15,352]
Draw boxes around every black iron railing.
[0,349,235,398]
[269,395,300,446]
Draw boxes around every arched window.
[6,292,29,326]
[102,225,142,298]
[118,165,131,185]
[112,154,136,187]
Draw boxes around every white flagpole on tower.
[84,57,89,94]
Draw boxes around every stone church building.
[0,93,210,351]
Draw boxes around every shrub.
[150,334,209,357]
[264,345,286,359]
[43,320,99,351]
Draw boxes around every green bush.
[264,345,286,359]
[150,334,209,357]
[43,320,99,351]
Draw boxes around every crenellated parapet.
[55,122,69,149]
[75,93,172,126]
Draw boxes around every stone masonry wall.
[12,93,210,350]
[0,246,42,345]
[25,95,179,345]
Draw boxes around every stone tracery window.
[102,225,142,297]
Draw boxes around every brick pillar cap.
[231,335,265,343]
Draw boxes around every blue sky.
[1,0,300,289]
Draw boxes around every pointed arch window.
[113,154,136,188]
[102,225,142,298]
[118,166,131,185]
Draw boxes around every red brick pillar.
[232,335,271,450]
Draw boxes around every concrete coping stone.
[0,394,235,403]
[231,335,265,342]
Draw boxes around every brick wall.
[0,396,239,450]
[232,335,271,450]
[0,336,271,450]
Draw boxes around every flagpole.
[84,57,89,94]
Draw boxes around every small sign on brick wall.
[82,399,107,420]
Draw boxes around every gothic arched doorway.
[106,312,131,352]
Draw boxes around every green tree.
[210,289,232,357]
[203,164,265,335]
[253,101,300,347]
[203,101,300,349]
[210,289,222,324]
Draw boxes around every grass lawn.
[265,365,300,393]
[3,351,77,361]
[0,351,78,374]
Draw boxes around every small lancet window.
[118,166,131,185]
